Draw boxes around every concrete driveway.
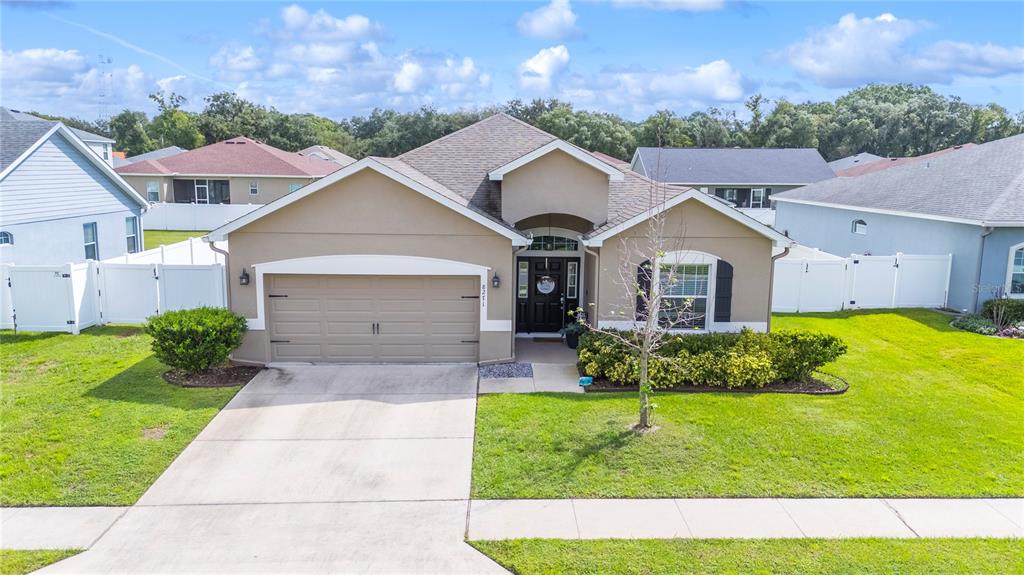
[43,365,505,574]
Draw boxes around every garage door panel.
[267,274,479,363]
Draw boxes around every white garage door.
[266,274,480,363]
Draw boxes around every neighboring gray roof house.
[298,145,356,166]
[114,146,185,168]
[2,108,116,167]
[630,147,835,210]
[828,152,883,172]
[773,134,1024,312]
[0,114,148,265]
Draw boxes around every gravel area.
[480,362,534,379]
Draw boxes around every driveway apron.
[42,365,504,574]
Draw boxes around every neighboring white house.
[3,108,116,167]
[0,113,149,265]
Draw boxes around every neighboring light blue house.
[773,134,1024,313]
[0,111,149,265]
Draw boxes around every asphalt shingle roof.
[0,110,57,171]
[115,137,341,177]
[772,134,1024,225]
[114,146,185,168]
[827,152,883,171]
[3,108,113,143]
[634,147,836,185]
[299,145,356,166]
[835,144,975,177]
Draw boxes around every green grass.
[0,326,241,505]
[472,309,1024,498]
[0,550,80,575]
[471,539,1024,575]
[143,230,206,250]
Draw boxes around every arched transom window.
[531,235,579,252]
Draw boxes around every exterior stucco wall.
[228,176,317,204]
[774,201,987,311]
[224,169,515,364]
[122,175,171,203]
[978,227,1024,303]
[501,150,609,226]
[515,213,594,233]
[596,199,773,328]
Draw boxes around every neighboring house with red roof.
[115,137,346,205]
[834,144,976,177]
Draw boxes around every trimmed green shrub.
[144,307,247,374]
[577,328,846,389]
[982,298,1024,326]
[951,314,999,336]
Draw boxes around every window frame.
[517,260,529,299]
[194,179,209,204]
[249,181,259,196]
[0,231,12,245]
[83,222,99,260]
[851,219,868,235]
[125,216,139,254]
[146,180,160,202]
[567,261,578,299]
[1006,242,1024,299]
[657,262,713,330]
[750,187,767,209]
[653,252,718,332]
[102,144,109,160]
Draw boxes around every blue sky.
[1,1,1022,122]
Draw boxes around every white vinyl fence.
[143,202,260,231]
[102,237,224,265]
[1,238,228,333]
[773,251,952,313]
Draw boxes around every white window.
[288,183,302,193]
[83,222,98,260]
[567,261,578,299]
[249,181,259,196]
[1009,244,1024,297]
[194,180,209,204]
[125,216,139,254]
[146,181,160,202]
[102,144,109,160]
[0,231,12,245]
[750,188,767,209]
[659,263,709,329]
[517,261,529,299]
[852,219,868,235]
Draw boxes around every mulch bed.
[583,372,849,395]
[163,365,262,388]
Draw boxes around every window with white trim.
[83,222,99,260]
[659,263,709,329]
[750,188,767,208]
[102,144,109,160]
[125,216,139,253]
[288,183,302,193]
[517,261,529,299]
[146,180,160,202]
[852,219,868,235]
[1010,246,1024,296]
[249,181,259,195]
[194,180,209,204]
[567,261,578,299]
[0,231,12,245]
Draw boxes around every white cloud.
[279,4,376,40]
[610,0,725,12]
[393,61,425,93]
[519,45,571,90]
[517,0,580,40]
[781,13,1024,87]
[210,45,262,76]
[648,59,744,100]
[0,48,87,82]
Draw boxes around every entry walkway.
[468,498,1024,540]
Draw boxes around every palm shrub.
[144,307,247,374]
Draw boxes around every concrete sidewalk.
[468,498,1024,540]
[1,507,126,549]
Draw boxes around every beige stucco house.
[206,114,792,365]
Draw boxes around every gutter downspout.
[973,227,994,313]
[767,244,792,332]
[582,239,600,329]
[205,238,231,308]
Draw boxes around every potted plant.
[560,322,588,349]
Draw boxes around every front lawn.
[0,326,241,506]
[0,550,80,575]
[472,539,1023,575]
[472,309,1023,498]
[143,230,206,250]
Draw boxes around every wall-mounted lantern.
[239,269,250,286]
[491,272,501,289]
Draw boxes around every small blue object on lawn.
[578,376,593,387]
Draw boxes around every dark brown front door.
[516,257,580,333]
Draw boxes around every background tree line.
[34,83,1023,162]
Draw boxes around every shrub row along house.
[115,138,351,205]
[773,134,1024,312]
[205,113,793,365]
[0,109,148,265]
